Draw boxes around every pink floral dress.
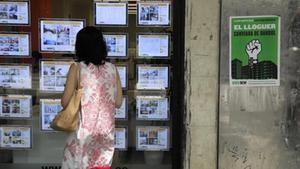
[62,62,117,169]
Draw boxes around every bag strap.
[76,62,81,90]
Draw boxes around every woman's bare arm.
[115,68,123,108]
[61,63,78,108]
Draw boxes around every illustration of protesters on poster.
[230,15,280,86]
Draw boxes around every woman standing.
[61,26,123,169]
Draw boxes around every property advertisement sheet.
[0,1,29,25]
[0,65,31,89]
[104,34,127,57]
[0,33,30,57]
[116,65,127,89]
[40,60,72,92]
[138,2,170,26]
[0,126,32,149]
[136,96,169,120]
[95,2,127,25]
[40,20,84,53]
[115,97,127,119]
[136,126,169,151]
[114,127,127,150]
[138,34,169,57]
[0,95,31,118]
[40,99,62,131]
[137,65,169,90]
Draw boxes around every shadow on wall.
[283,7,300,151]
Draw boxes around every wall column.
[184,0,220,169]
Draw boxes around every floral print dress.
[62,62,117,169]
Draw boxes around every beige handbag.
[50,63,82,132]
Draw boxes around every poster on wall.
[0,64,31,89]
[103,33,127,58]
[39,19,85,53]
[40,60,72,92]
[116,65,127,89]
[136,96,169,120]
[230,15,280,86]
[0,126,32,149]
[0,1,30,26]
[137,34,169,58]
[137,2,171,26]
[40,99,62,131]
[94,2,128,26]
[0,32,30,57]
[114,127,127,150]
[136,126,169,151]
[0,95,31,119]
[136,65,169,90]
[115,97,127,119]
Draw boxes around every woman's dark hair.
[75,26,107,65]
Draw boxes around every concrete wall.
[219,0,300,169]
[184,0,300,168]
[184,0,220,169]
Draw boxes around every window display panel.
[0,95,31,119]
[136,65,169,90]
[39,19,85,53]
[0,32,30,57]
[137,34,170,58]
[0,64,31,89]
[115,97,127,120]
[137,2,171,26]
[116,65,127,89]
[0,0,182,168]
[0,125,32,149]
[40,60,73,92]
[0,1,30,26]
[114,127,127,150]
[103,33,127,58]
[136,96,169,120]
[94,2,128,26]
[40,99,62,132]
[136,126,170,151]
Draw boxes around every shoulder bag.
[50,63,82,132]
